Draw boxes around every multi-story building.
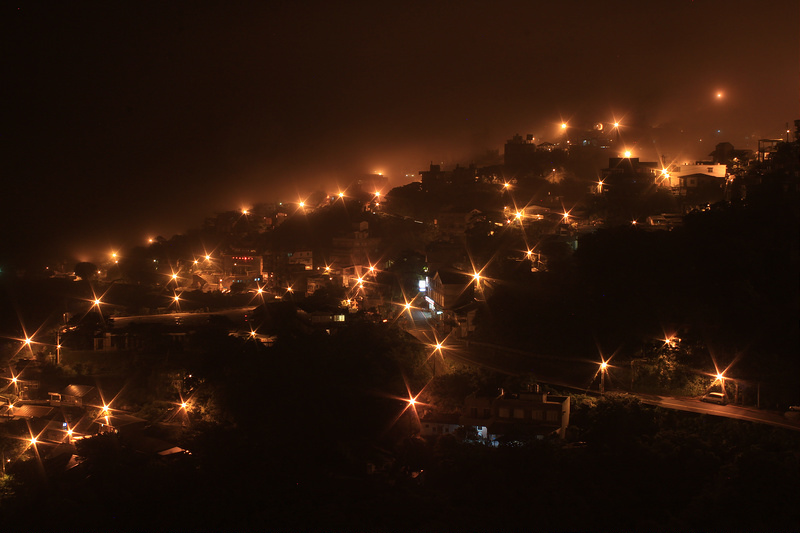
[461,390,571,441]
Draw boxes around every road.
[636,394,800,431]
[400,318,800,432]
[110,307,257,328]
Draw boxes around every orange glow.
[624,150,632,158]
[561,123,567,129]
[205,254,211,261]
[600,361,608,371]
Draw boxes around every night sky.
[5,1,798,267]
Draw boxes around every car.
[788,405,800,412]
[701,392,727,405]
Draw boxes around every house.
[426,269,480,336]
[419,412,461,438]
[461,389,571,441]
[49,384,100,408]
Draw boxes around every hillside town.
[1,120,798,531]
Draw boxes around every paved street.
[401,320,800,432]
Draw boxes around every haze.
[6,0,798,267]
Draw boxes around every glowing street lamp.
[599,360,609,394]
[623,150,632,158]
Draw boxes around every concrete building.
[461,390,571,441]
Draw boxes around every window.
[513,408,525,419]
[499,408,510,418]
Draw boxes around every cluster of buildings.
[419,388,572,444]
[0,376,187,469]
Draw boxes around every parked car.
[701,392,727,405]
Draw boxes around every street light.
[599,360,609,394]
